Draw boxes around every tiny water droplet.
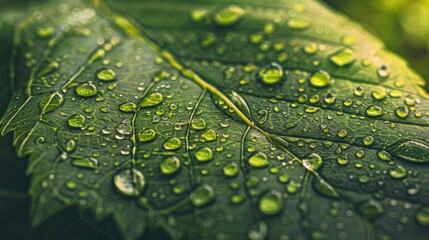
[377,65,390,78]
[357,200,384,219]
[72,157,99,169]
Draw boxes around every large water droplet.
[309,70,331,88]
[37,61,59,78]
[287,18,311,30]
[163,137,182,150]
[141,92,163,107]
[395,106,409,118]
[138,129,157,142]
[329,49,355,67]
[248,152,269,168]
[189,184,215,207]
[389,140,429,163]
[213,4,245,27]
[202,129,217,142]
[388,165,407,179]
[119,102,137,113]
[195,147,214,162]
[377,64,390,78]
[415,208,429,227]
[39,92,64,113]
[76,82,98,97]
[191,118,207,130]
[259,189,283,215]
[160,156,181,175]
[365,105,383,117]
[68,114,85,128]
[223,161,239,177]
[96,68,117,81]
[113,169,145,197]
[258,63,284,85]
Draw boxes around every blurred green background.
[323,0,429,90]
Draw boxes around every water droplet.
[258,63,284,85]
[116,123,132,135]
[377,151,391,161]
[248,152,269,168]
[113,169,145,197]
[404,95,417,106]
[377,65,390,78]
[160,156,181,175]
[141,92,163,107]
[341,35,357,46]
[337,129,348,138]
[96,68,117,81]
[202,129,217,142]
[39,92,64,113]
[337,157,349,165]
[72,157,99,169]
[357,200,384,219]
[36,25,55,38]
[304,43,318,54]
[195,147,214,162]
[65,139,76,152]
[213,4,245,27]
[365,105,383,117]
[395,106,409,118]
[230,192,246,205]
[68,114,85,128]
[163,137,182,150]
[309,70,331,88]
[287,18,311,30]
[303,153,323,170]
[372,88,387,100]
[119,102,137,113]
[189,184,215,207]
[76,82,98,97]
[415,208,429,227]
[65,181,77,190]
[323,93,336,104]
[362,136,374,146]
[354,86,365,96]
[223,162,238,177]
[329,49,355,67]
[138,129,157,142]
[191,118,207,130]
[190,8,208,22]
[259,189,283,215]
[389,140,429,163]
[388,165,407,179]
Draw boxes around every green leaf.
[1,0,429,239]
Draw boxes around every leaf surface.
[1,0,429,239]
